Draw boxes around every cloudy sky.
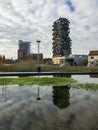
[0,0,98,59]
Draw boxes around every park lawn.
[0,77,76,86]
[0,77,98,90]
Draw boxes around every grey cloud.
[0,0,98,58]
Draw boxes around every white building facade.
[88,50,98,67]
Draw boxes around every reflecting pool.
[0,85,98,130]
[72,75,98,84]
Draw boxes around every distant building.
[18,40,30,60]
[88,50,98,67]
[66,54,88,66]
[52,56,65,65]
[52,54,88,66]
[27,53,43,61]
[0,55,5,63]
[18,50,25,60]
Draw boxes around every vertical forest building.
[52,17,72,57]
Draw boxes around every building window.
[91,56,94,59]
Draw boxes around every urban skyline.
[0,0,98,59]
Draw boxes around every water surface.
[72,75,98,84]
[0,85,98,130]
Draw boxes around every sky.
[0,0,98,59]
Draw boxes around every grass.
[0,77,98,90]
[0,77,76,86]
[71,83,98,90]
[0,60,98,72]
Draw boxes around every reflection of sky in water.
[0,85,98,130]
[72,75,98,84]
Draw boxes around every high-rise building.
[52,17,72,57]
[18,40,30,60]
[19,40,30,56]
[0,55,5,63]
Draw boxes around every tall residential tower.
[52,17,72,57]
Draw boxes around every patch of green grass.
[0,77,76,86]
[71,83,98,90]
[0,77,98,90]
[0,78,12,85]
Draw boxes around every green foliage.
[13,60,38,72]
[0,77,76,86]
[43,58,52,65]
[4,59,13,64]
[0,64,16,72]
[71,83,98,90]
[0,77,98,90]
[83,59,88,66]
[0,61,98,72]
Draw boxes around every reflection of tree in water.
[52,86,70,109]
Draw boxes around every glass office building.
[18,40,30,60]
[19,40,30,56]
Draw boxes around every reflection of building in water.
[52,86,70,109]
[89,74,98,78]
